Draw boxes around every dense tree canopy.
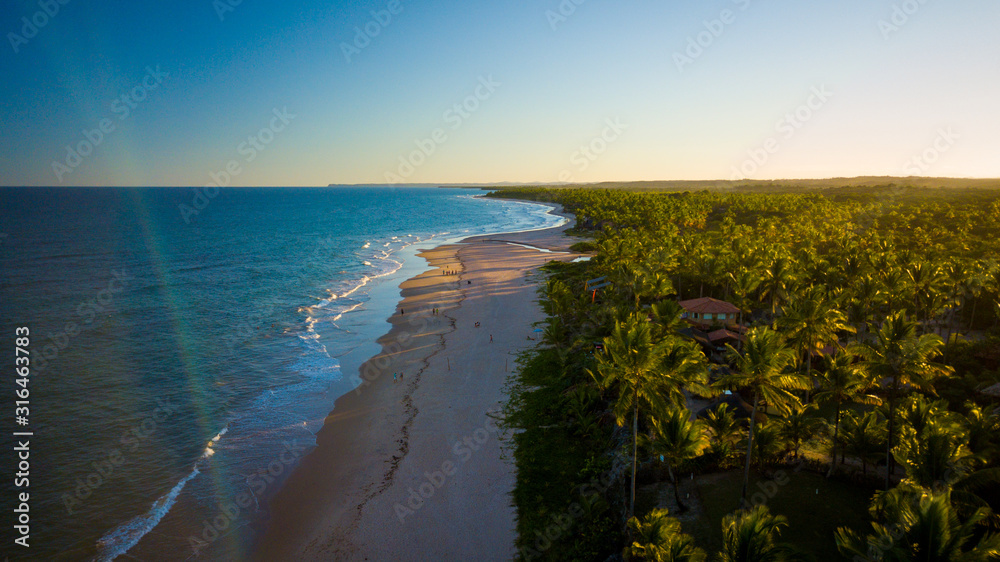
[492,185,1000,561]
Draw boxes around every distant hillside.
[482,177,1000,192]
[328,177,1000,192]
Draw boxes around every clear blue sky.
[2,0,998,186]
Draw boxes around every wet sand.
[253,209,579,560]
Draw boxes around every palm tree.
[541,316,569,351]
[566,386,600,438]
[751,421,786,470]
[704,402,743,445]
[650,299,686,341]
[636,263,676,311]
[645,407,709,512]
[877,267,908,322]
[799,248,833,288]
[715,327,807,504]
[704,402,743,466]
[593,235,641,276]
[942,260,971,351]
[777,403,824,461]
[963,402,1000,463]
[906,261,946,331]
[541,278,576,320]
[850,274,883,339]
[591,317,706,517]
[964,263,991,332]
[776,285,855,397]
[660,338,712,398]
[840,411,886,477]
[718,505,804,562]
[814,351,881,475]
[759,256,797,321]
[625,508,706,562]
[896,394,960,440]
[894,418,973,489]
[856,312,953,489]
[727,269,761,349]
[692,247,722,299]
[951,467,1000,530]
[839,252,870,287]
[618,263,648,312]
[836,491,1000,561]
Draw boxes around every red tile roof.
[708,329,744,343]
[679,297,740,315]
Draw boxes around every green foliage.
[856,312,953,488]
[703,403,745,468]
[717,328,806,418]
[718,504,807,562]
[498,185,1000,559]
[751,422,785,469]
[625,508,707,562]
[815,350,881,473]
[643,407,710,511]
[777,403,825,460]
[716,327,807,503]
[507,348,619,561]
[892,401,973,489]
[836,490,1000,561]
[841,411,887,476]
[705,402,744,445]
[963,402,1000,464]
[591,315,708,516]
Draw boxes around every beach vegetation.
[492,185,1000,560]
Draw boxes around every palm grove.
[492,185,1000,561]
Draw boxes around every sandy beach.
[253,208,580,560]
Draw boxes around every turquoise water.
[0,187,563,560]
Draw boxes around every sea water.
[0,186,564,561]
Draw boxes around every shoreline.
[252,205,579,560]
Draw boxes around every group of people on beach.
[393,371,404,382]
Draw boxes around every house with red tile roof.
[678,297,741,328]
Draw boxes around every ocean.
[0,186,564,561]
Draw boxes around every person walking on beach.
[490,334,493,343]
[393,372,397,382]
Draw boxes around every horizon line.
[5,175,1000,189]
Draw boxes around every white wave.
[93,429,224,561]
[332,300,365,322]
